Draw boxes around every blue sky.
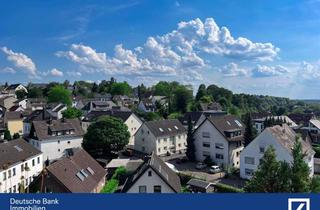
[1,0,320,99]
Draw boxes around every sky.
[1,0,320,99]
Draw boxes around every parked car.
[209,165,221,174]
[195,162,207,170]
[176,157,188,164]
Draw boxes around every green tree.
[47,85,72,106]
[82,116,130,158]
[12,133,20,139]
[195,84,206,101]
[291,137,311,192]
[92,82,99,93]
[173,87,193,113]
[16,90,27,99]
[62,107,83,119]
[186,116,195,161]
[4,130,11,140]
[245,147,281,192]
[110,82,132,96]
[310,176,320,193]
[27,87,43,98]
[243,113,255,147]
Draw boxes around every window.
[37,157,40,164]
[32,159,35,166]
[58,140,60,144]
[13,168,16,176]
[203,151,210,157]
[67,141,70,144]
[163,146,167,150]
[154,185,161,193]
[13,185,16,193]
[142,138,145,142]
[158,148,161,153]
[3,172,6,181]
[245,157,255,165]
[148,171,152,176]
[139,186,147,193]
[215,143,224,149]
[8,170,11,178]
[245,168,254,176]
[21,164,24,172]
[203,142,210,148]
[58,149,61,152]
[202,132,210,138]
[142,146,145,152]
[216,154,224,159]
[259,147,265,153]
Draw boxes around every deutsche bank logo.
[288,198,310,210]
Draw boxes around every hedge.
[100,179,119,193]
[215,183,244,193]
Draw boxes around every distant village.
[0,79,319,194]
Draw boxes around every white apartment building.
[193,115,245,169]
[0,139,43,193]
[134,119,187,156]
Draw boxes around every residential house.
[37,148,106,193]
[193,115,245,169]
[240,124,315,179]
[4,84,28,96]
[0,139,43,193]
[138,99,156,113]
[82,110,142,146]
[306,119,320,144]
[27,98,47,111]
[5,111,24,136]
[179,111,227,129]
[113,95,136,108]
[46,103,67,120]
[0,95,16,110]
[23,110,51,137]
[106,158,143,176]
[122,153,181,193]
[288,113,316,126]
[0,105,6,118]
[82,100,119,114]
[134,119,187,156]
[150,96,168,108]
[199,102,223,112]
[186,179,215,193]
[0,118,5,139]
[28,118,84,162]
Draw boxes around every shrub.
[178,173,194,185]
[112,166,128,184]
[215,183,244,193]
[100,179,119,193]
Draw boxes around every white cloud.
[1,67,16,74]
[219,62,249,77]
[1,46,37,76]
[299,61,320,80]
[56,17,278,80]
[67,71,82,77]
[252,64,289,77]
[50,68,64,77]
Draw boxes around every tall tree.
[83,116,130,158]
[186,116,195,161]
[4,130,11,140]
[291,137,311,192]
[62,107,83,119]
[110,82,132,96]
[195,84,206,101]
[243,113,255,147]
[47,85,72,106]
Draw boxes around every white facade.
[240,128,314,179]
[193,120,243,169]
[126,167,176,193]
[29,137,83,162]
[134,124,187,156]
[0,154,43,193]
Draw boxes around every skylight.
[168,128,172,131]
[87,167,95,175]
[80,169,89,178]
[235,120,242,127]
[227,121,231,126]
[174,126,179,130]
[14,145,23,152]
[76,172,85,181]
[159,128,164,132]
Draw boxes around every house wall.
[8,120,23,135]
[0,153,43,193]
[29,137,83,162]
[23,122,31,137]
[125,114,142,146]
[134,124,157,154]
[126,168,175,193]
[240,130,314,179]
[155,133,187,156]
[194,120,233,168]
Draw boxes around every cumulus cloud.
[1,46,37,76]
[299,61,320,80]
[219,62,249,77]
[56,18,279,80]
[252,64,289,77]
[50,68,64,77]
[1,67,16,74]
[67,71,82,77]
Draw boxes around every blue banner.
[0,194,319,210]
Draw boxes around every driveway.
[167,160,225,182]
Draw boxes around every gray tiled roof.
[0,139,42,170]
[83,110,133,122]
[46,148,106,193]
[145,119,186,138]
